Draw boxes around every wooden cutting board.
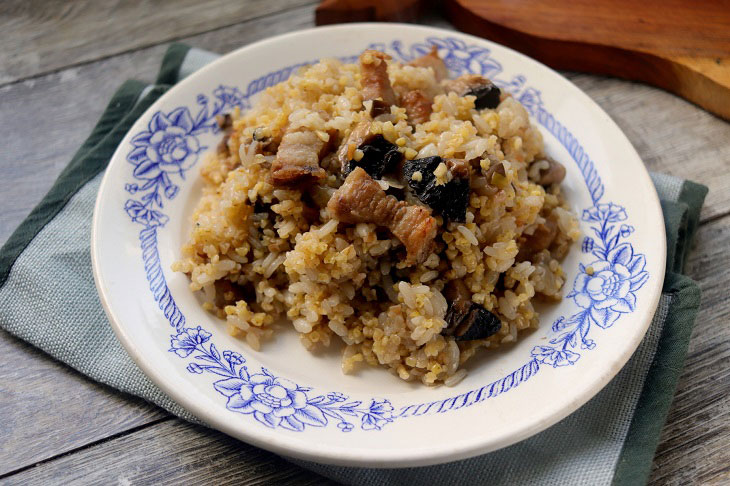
[316,0,730,120]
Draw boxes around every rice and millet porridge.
[172,47,580,386]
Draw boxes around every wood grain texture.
[0,3,319,475]
[0,0,318,85]
[448,0,730,56]
[0,329,166,476]
[648,218,730,485]
[443,0,730,120]
[2,419,336,485]
[315,0,422,24]
[0,2,728,484]
[0,3,316,243]
[562,72,730,223]
[315,0,730,119]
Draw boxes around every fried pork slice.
[359,50,397,107]
[271,129,333,185]
[400,89,432,125]
[337,121,376,172]
[327,167,437,264]
[407,45,449,82]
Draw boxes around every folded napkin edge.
[612,272,701,486]
[156,43,193,85]
[0,80,154,290]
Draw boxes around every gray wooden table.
[1,1,729,484]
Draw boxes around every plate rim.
[91,22,666,467]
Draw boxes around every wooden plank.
[0,3,316,243]
[648,215,730,485]
[2,419,335,485]
[564,72,730,223]
[0,0,317,85]
[0,329,166,476]
[0,5,728,484]
[0,4,317,475]
[7,214,726,484]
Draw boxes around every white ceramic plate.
[92,23,665,467]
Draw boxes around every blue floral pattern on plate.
[170,326,393,431]
[123,36,649,432]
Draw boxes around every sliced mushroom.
[369,99,391,118]
[337,121,402,178]
[216,114,234,155]
[536,158,566,186]
[445,74,502,110]
[441,280,502,341]
[484,161,509,189]
[402,156,471,222]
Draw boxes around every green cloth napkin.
[0,44,708,486]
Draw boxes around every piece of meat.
[517,212,560,262]
[400,89,433,125]
[444,74,502,110]
[337,121,375,171]
[408,45,449,82]
[327,167,437,264]
[359,50,397,107]
[271,129,334,185]
[525,218,558,252]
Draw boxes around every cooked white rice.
[172,54,579,385]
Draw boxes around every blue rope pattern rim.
[121,36,648,433]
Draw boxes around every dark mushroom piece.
[369,99,391,118]
[216,114,234,155]
[535,158,566,186]
[445,74,502,110]
[337,121,403,178]
[441,280,502,341]
[349,135,402,179]
[483,161,510,189]
[402,156,470,222]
